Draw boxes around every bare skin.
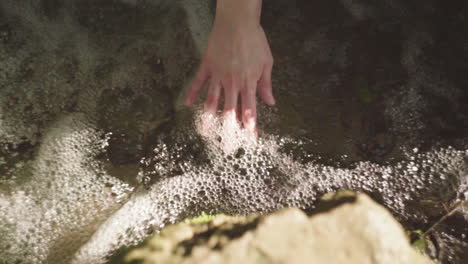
[184,0,275,134]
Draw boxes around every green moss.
[184,212,223,224]
[358,86,372,104]
[355,73,372,104]
[407,229,428,254]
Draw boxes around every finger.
[241,81,257,132]
[185,63,209,106]
[204,78,222,115]
[257,64,275,105]
[222,77,239,119]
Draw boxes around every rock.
[124,192,433,264]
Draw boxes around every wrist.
[215,0,262,26]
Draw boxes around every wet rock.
[124,192,433,264]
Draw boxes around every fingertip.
[266,94,276,105]
[259,87,275,106]
[243,114,258,143]
[222,108,237,121]
[242,109,256,131]
[245,119,256,132]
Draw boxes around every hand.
[184,0,275,134]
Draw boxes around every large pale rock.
[125,192,433,264]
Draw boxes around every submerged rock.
[124,192,433,264]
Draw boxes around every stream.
[0,0,467,263]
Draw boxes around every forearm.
[215,0,263,25]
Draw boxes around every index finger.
[185,63,209,106]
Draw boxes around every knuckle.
[245,71,257,81]
[223,72,235,85]
[194,72,205,82]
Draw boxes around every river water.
[0,0,467,263]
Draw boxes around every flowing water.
[0,0,467,264]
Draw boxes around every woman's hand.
[184,0,275,133]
